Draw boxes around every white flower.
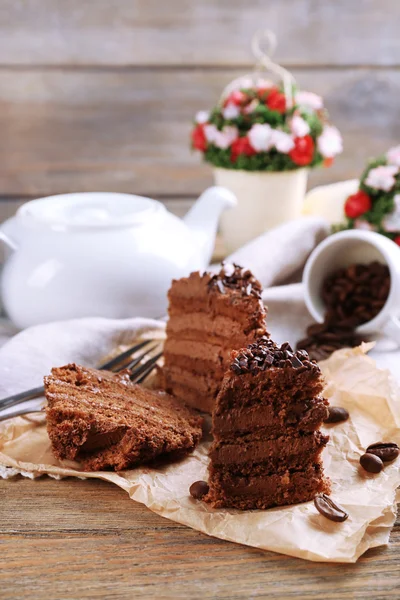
[214,126,238,149]
[195,110,209,124]
[295,91,323,111]
[386,146,400,167]
[271,130,295,153]
[317,126,343,158]
[255,78,274,90]
[382,194,400,231]
[248,123,273,152]
[354,219,376,231]
[365,165,399,192]
[235,76,254,90]
[290,115,310,137]
[222,103,240,119]
[243,98,259,114]
[204,124,218,143]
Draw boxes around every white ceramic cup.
[302,230,400,345]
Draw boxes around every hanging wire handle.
[220,29,296,109]
[251,29,296,109]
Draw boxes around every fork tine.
[115,344,160,373]
[0,386,46,411]
[0,338,157,411]
[0,408,43,422]
[98,339,152,370]
[130,351,163,383]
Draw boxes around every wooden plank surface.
[0,0,399,67]
[1,477,400,599]
[1,67,399,197]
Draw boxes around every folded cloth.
[226,216,330,288]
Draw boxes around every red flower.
[344,190,372,219]
[257,86,271,100]
[224,90,247,107]
[394,236,400,246]
[230,136,256,162]
[324,157,334,168]
[289,135,315,166]
[191,124,207,152]
[266,88,286,114]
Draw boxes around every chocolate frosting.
[208,263,263,299]
[231,336,320,375]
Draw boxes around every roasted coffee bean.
[189,480,209,500]
[297,261,390,362]
[360,453,384,473]
[366,442,399,462]
[324,406,349,424]
[314,494,349,522]
[306,323,327,336]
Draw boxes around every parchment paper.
[1,321,399,562]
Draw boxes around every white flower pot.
[214,167,309,253]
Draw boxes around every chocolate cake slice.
[45,363,203,471]
[204,337,330,510]
[162,264,267,413]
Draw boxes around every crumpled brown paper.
[1,342,400,563]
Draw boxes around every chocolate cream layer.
[210,430,329,468]
[213,395,329,436]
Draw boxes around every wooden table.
[2,477,400,599]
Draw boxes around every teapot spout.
[183,186,236,266]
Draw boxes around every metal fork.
[0,339,163,421]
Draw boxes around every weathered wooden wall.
[0,0,399,221]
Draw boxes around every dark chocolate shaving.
[208,263,263,299]
[230,336,320,375]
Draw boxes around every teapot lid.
[17,192,164,230]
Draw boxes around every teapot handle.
[0,230,18,252]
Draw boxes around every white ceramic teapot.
[0,188,236,329]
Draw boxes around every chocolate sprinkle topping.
[230,336,320,375]
[208,263,263,299]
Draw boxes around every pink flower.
[317,126,343,158]
[386,146,400,167]
[295,91,323,111]
[214,126,238,149]
[365,165,399,192]
[290,115,310,137]
[248,123,273,152]
[271,130,295,153]
[204,125,238,149]
[222,103,240,119]
[195,110,210,124]
[383,194,400,232]
[354,219,376,231]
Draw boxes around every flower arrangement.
[336,146,400,245]
[191,80,343,171]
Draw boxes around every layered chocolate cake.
[162,264,267,413]
[204,337,330,509]
[45,363,203,471]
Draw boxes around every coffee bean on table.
[360,453,384,473]
[324,406,349,424]
[189,480,209,500]
[314,494,349,522]
[366,442,399,462]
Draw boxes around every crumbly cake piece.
[162,263,267,413]
[45,363,203,471]
[204,337,330,510]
